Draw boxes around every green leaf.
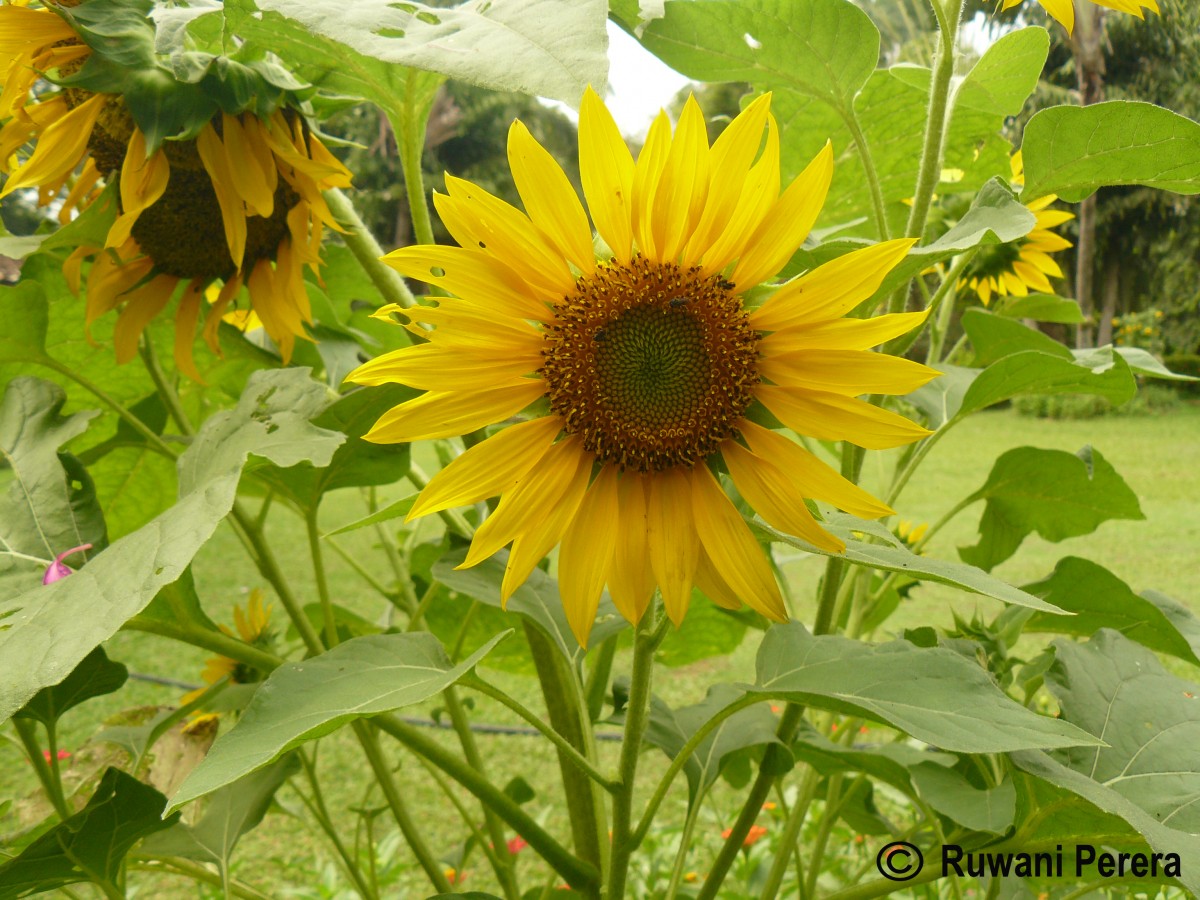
[434,549,629,664]
[0,768,177,899]
[905,363,977,429]
[641,684,785,805]
[910,763,1015,834]
[954,27,1049,117]
[0,369,343,723]
[0,378,106,579]
[962,307,1070,366]
[232,0,608,109]
[255,384,414,510]
[758,511,1066,613]
[14,647,127,729]
[1022,101,1200,202]
[749,623,1098,753]
[997,293,1084,324]
[168,632,508,810]
[1114,346,1200,381]
[134,567,221,634]
[955,347,1137,419]
[656,593,747,667]
[1025,559,1200,668]
[0,282,49,365]
[792,721,957,794]
[639,0,879,111]
[324,494,416,536]
[958,446,1144,572]
[140,754,300,872]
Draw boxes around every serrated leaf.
[1025,559,1200,667]
[0,768,176,899]
[758,511,1065,613]
[1022,101,1200,202]
[748,623,1097,753]
[958,446,1144,572]
[0,369,343,723]
[169,632,508,810]
[14,647,127,729]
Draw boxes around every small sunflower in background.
[894,520,928,552]
[0,0,351,378]
[181,589,275,725]
[959,151,1073,307]
[349,88,937,644]
[1000,0,1158,34]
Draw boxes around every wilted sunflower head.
[959,150,1073,306]
[348,88,937,645]
[1,0,351,377]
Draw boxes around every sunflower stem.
[139,336,194,436]
[608,606,670,900]
[389,76,439,250]
[325,187,417,312]
[842,109,892,242]
[375,712,600,892]
[13,718,70,820]
[921,253,973,364]
[122,615,283,674]
[757,763,821,900]
[306,507,339,649]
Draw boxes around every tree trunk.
[1097,256,1120,345]
[1071,3,1106,348]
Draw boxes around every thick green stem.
[608,609,670,900]
[14,718,70,819]
[307,508,339,648]
[390,88,437,249]
[325,187,416,311]
[123,616,282,673]
[354,722,453,893]
[842,110,892,242]
[375,713,600,892]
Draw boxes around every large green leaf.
[953,27,1048,118]
[228,0,608,109]
[655,593,747,667]
[641,684,784,804]
[0,369,342,723]
[0,378,106,576]
[996,293,1084,325]
[962,307,1070,366]
[1022,101,1200,202]
[1025,559,1200,667]
[792,722,957,796]
[0,282,49,366]
[0,768,176,899]
[639,0,879,111]
[14,647,127,729]
[958,445,1144,572]
[758,512,1065,613]
[909,764,1015,834]
[1046,630,1200,833]
[140,754,300,876]
[168,631,507,810]
[749,623,1097,753]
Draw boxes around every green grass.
[3,404,1198,897]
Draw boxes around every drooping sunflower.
[1000,0,1158,34]
[959,151,1073,306]
[349,89,937,644]
[181,589,274,710]
[0,0,351,377]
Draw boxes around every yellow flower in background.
[349,89,936,645]
[895,520,928,551]
[960,152,1073,306]
[0,3,351,378]
[1000,0,1159,33]
[181,589,274,709]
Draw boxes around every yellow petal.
[756,385,933,450]
[202,275,244,352]
[739,420,893,518]
[508,119,594,274]
[59,157,101,225]
[196,124,246,268]
[107,128,170,248]
[558,465,620,646]
[347,342,541,392]
[0,7,78,52]
[690,465,786,621]
[381,245,550,321]
[409,417,562,519]
[731,141,833,289]
[751,238,917,332]
[651,94,710,262]
[693,550,743,611]
[1012,259,1054,293]
[1038,0,1074,32]
[86,249,153,323]
[579,85,635,264]
[758,349,940,396]
[363,380,545,443]
[174,279,206,384]
[631,110,672,258]
[760,309,929,352]
[607,471,656,625]
[722,436,846,552]
[113,275,177,364]
[0,92,101,199]
[646,467,699,625]
[221,113,276,217]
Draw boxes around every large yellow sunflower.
[1000,0,1159,34]
[349,89,936,645]
[0,1,351,377]
[960,152,1073,306]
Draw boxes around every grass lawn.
[3,403,1198,896]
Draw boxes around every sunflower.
[348,89,936,645]
[0,0,351,377]
[959,152,1072,306]
[1000,0,1158,34]
[181,589,275,710]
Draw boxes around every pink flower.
[42,544,93,584]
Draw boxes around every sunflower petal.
[757,386,933,449]
[761,310,929,351]
[113,275,177,363]
[646,467,699,625]
[346,342,541,391]
[693,550,743,611]
[174,279,206,384]
[382,245,550,321]
[0,92,102,199]
[196,124,247,268]
[652,94,710,262]
[580,85,635,264]
[607,472,655,625]
[558,465,620,646]
[759,349,940,396]
[631,110,672,258]
[107,128,170,248]
[509,119,594,274]
[363,381,545,443]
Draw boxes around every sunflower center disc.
[541,256,759,472]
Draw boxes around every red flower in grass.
[722,824,768,847]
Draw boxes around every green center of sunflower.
[541,256,759,473]
[964,240,1025,281]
